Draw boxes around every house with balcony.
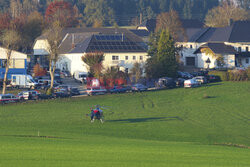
[0,47,27,80]
[33,28,148,75]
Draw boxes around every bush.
[247,67,250,81]
[228,69,248,81]
[208,71,229,81]
[209,69,249,81]
[46,88,54,95]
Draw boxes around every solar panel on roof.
[95,36,101,40]
[110,35,115,40]
[106,35,111,40]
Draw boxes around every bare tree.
[45,20,63,89]
[1,29,21,94]
[205,0,249,27]
[155,10,186,41]
[131,62,143,83]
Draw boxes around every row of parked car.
[0,85,81,104]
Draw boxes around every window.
[112,56,119,60]
[140,56,143,60]
[246,47,249,52]
[0,59,7,68]
[133,56,136,60]
[14,59,25,68]
[238,47,241,52]
[246,58,249,64]
[125,56,128,60]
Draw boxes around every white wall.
[0,47,27,59]
[57,52,149,75]
[33,39,50,55]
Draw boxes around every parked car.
[108,86,127,94]
[175,78,185,87]
[53,91,71,98]
[38,93,53,100]
[131,84,148,92]
[193,76,207,84]
[61,70,71,78]
[183,72,193,79]
[54,85,71,92]
[70,88,80,96]
[74,71,88,83]
[158,77,176,89]
[86,87,107,96]
[184,79,201,88]
[17,90,40,100]
[54,75,63,84]
[208,75,221,82]
[0,94,19,104]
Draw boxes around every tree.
[33,63,46,77]
[22,11,44,51]
[200,48,225,67]
[205,0,249,27]
[45,1,78,27]
[155,10,186,41]
[81,52,104,79]
[1,29,21,94]
[131,62,143,83]
[46,20,63,89]
[146,29,177,78]
[83,0,115,26]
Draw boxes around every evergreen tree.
[146,29,177,78]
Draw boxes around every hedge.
[209,69,249,81]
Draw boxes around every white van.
[74,71,88,83]
[11,75,38,89]
[184,79,200,88]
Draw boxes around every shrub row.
[209,67,250,81]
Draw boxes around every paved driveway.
[62,77,86,94]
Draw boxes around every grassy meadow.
[0,82,249,166]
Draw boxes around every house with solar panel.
[176,21,250,69]
[33,28,148,75]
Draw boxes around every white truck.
[11,75,38,89]
[74,71,88,83]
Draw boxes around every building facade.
[0,47,27,80]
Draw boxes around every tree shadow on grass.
[107,116,183,123]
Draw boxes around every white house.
[176,21,250,69]
[33,28,148,75]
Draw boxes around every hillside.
[0,82,249,166]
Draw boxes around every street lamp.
[206,57,211,70]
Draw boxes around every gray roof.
[229,21,250,43]
[36,28,145,54]
[181,21,250,43]
[70,34,146,53]
[194,42,237,54]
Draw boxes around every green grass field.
[0,82,249,166]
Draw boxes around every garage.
[186,57,195,66]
